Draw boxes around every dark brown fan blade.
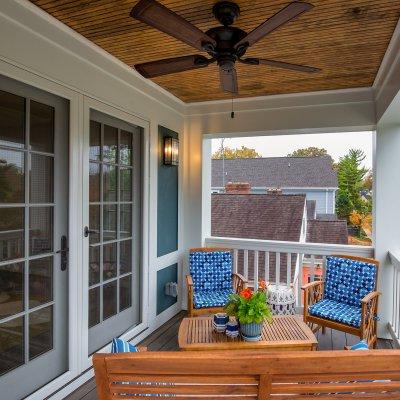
[135,55,210,78]
[131,0,216,52]
[219,67,238,93]
[258,58,320,73]
[235,2,313,50]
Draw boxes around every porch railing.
[204,236,374,307]
[388,251,400,348]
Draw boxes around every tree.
[287,147,335,166]
[212,146,261,159]
[363,171,373,191]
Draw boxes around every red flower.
[240,288,253,300]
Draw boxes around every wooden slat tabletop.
[178,315,317,351]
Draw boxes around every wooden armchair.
[302,255,380,348]
[187,248,247,317]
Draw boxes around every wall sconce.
[164,136,179,166]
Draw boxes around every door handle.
[55,235,68,271]
[84,226,99,237]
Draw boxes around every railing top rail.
[204,236,374,258]
[389,251,400,269]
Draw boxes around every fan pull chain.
[231,94,235,118]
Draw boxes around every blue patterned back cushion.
[190,251,232,292]
[324,256,377,307]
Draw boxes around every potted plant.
[224,280,273,341]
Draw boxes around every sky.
[211,131,374,170]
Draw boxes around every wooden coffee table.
[178,315,317,351]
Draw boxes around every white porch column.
[375,118,400,338]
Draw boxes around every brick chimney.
[225,182,251,194]
[267,188,283,195]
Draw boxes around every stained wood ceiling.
[30,0,400,103]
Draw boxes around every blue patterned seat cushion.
[309,299,361,327]
[190,251,232,292]
[324,256,377,307]
[193,289,232,309]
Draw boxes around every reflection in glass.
[103,205,117,241]
[103,242,117,281]
[89,162,100,203]
[0,316,24,375]
[29,207,53,256]
[120,168,132,202]
[0,207,24,262]
[0,148,24,203]
[29,257,52,309]
[89,245,100,286]
[0,90,25,149]
[120,204,132,238]
[103,164,117,202]
[89,287,100,328]
[30,101,54,153]
[103,125,117,164]
[29,306,53,360]
[89,205,100,244]
[89,120,101,161]
[103,281,117,320]
[120,276,132,312]
[120,240,132,275]
[30,154,53,203]
[0,262,24,318]
[120,130,132,165]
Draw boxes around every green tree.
[288,147,335,166]
[336,149,368,221]
[212,146,261,159]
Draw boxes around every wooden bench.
[93,349,400,399]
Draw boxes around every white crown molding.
[2,0,185,115]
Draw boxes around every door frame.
[81,97,150,370]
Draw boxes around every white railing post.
[388,251,400,348]
[275,253,281,286]
[243,249,249,281]
[286,253,292,287]
[233,249,238,274]
[254,251,259,290]
[264,251,269,282]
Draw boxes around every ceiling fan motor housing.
[212,1,241,26]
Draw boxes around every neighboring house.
[212,156,338,215]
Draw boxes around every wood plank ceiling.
[30,0,400,103]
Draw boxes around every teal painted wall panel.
[157,263,178,315]
[157,126,179,257]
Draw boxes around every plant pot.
[240,322,263,341]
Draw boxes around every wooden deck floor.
[64,311,394,400]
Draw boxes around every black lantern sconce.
[163,136,179,166]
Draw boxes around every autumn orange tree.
[212,146,261,159]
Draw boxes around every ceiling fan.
[130,0,320,94]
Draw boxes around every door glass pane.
[29,207,53,256]
[120,130,132,165]
[103,281,117,320]
[103,242,117,281]
[0,262,24,318]
[89,287,100,328]
[30,154,53,203]
[0,207,24,262]
[103,125,117,164]
[0,148,24,203]
[29,305,53,360]
[89,245,100,286]
[120,168,132,202]
[120,276,132,312]
[120,204,132,238]
[103,205,116,241]
[29,257,52,309]
[30,101,54,153]
[89,205,100,244]
[89,162,100,203]
[89,120,101,161]
[0,90,25,149]
[103,164,117,202]
[0,316,24,375]
[120,240,132,275]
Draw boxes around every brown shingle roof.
[211,194,306,241]
[306,220,348,245]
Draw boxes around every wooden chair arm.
[186,275,193,287]
[301,280,325,291]
[232,272,247,285]
[232,272,247,293]
[361,291,380,304]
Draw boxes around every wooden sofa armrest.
[361,291,380,348]
[186,274,193,287]
[302,280,324,321]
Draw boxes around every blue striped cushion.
[350,340,369,350]
[111,338,138,353]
